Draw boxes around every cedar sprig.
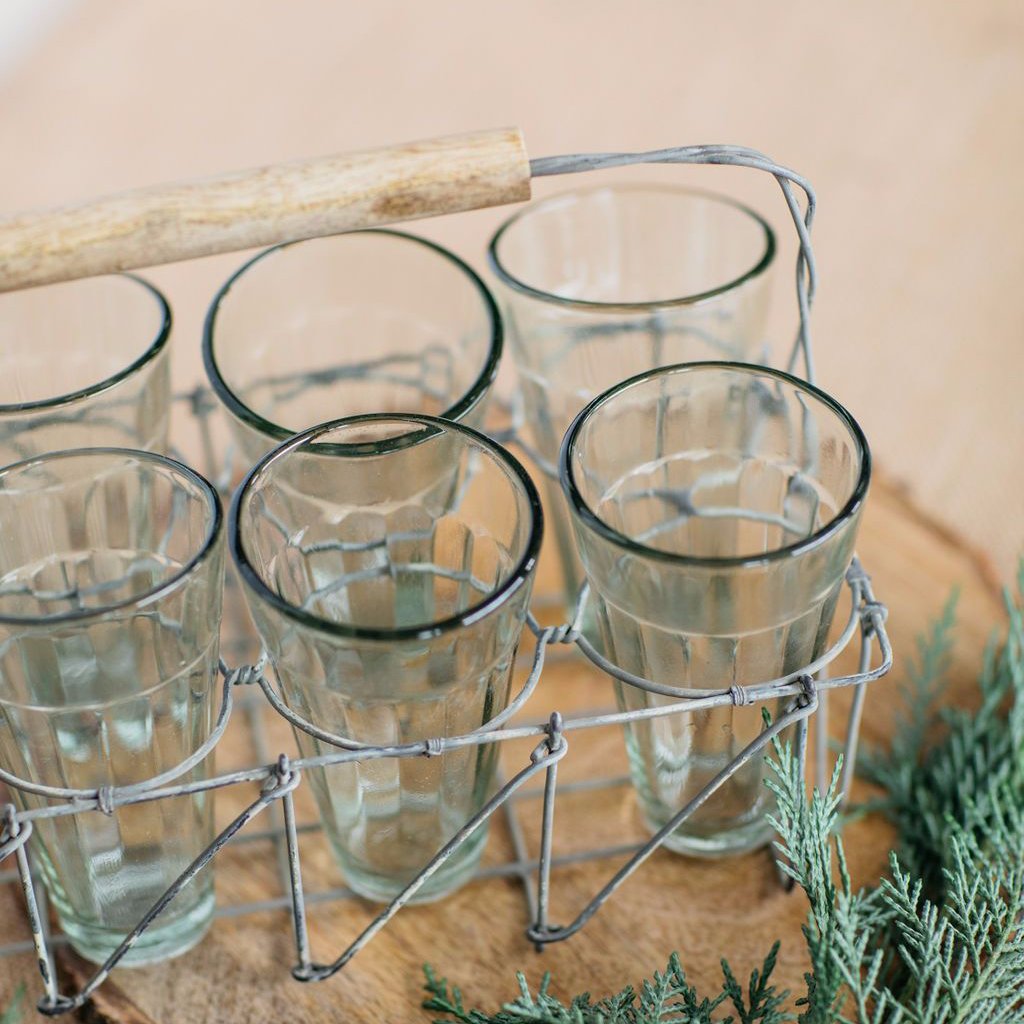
[0,984,24,1024]
[426,567,1024,1024]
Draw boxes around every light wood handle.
[0,127,532,292]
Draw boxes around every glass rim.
[229,412,544,643]
[0,273,171,415]
[0,447,223,627]
[487,183,777,313]
[559,361,871,570]
[202,229,504,443]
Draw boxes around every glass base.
[644,813,775,859]
[60,886,216,967]
[332,825,488,905]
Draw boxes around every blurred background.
[1,0,1020,577]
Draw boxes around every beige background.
[0,0,1021,577]
[0,3,1022,1018]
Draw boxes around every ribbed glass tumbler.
[560,363,870,856]
[0,449,225,964]
[231,414,542,903]
[204,230,503,468]
[0,275,171,467]
[489,185,775,600]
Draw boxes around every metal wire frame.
[0,142,892,1016]
[0,566,890,1013]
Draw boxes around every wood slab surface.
[0,473,1006,1021]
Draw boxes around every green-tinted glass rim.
[203,229,504,443]
[487,183,776,313]
[559,361,871,570]
[229,412,543,643]
[0,447,223,626]
[0,274,171,415]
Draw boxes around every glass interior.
[567,364,865,561]
[0,450,219,706]
[207,232,500,439]
[563,364,868,856]
[237,418,538,633]
[0,275,167,408]
[491,185,773,306]
[0,450,223,963]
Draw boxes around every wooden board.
[0,472,1005,1022]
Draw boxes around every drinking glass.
[489,184,775,600]
[0,275,171,467]
[204,230,503,468]
[560,362,870,856]
[0,449,225,963]
[231,414,542,903]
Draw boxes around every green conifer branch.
[423,565,1024,1024]
[0,984,24,1024]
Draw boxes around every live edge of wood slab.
[0,473,1006,1023]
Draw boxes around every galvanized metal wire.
[0,144,892,1017]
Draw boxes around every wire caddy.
[0,142,893,1016]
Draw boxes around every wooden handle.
[0,127,532,292]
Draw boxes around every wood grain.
[0,474,1005,1022]
[0,127,531,291]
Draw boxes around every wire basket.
[0,143,892,1017]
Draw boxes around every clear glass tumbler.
[231,414,542,903]
[0,275,171,467]
[0,449,225,963]
[489,185,775,600]
[204,230,503,468]
[560,362,870,856]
